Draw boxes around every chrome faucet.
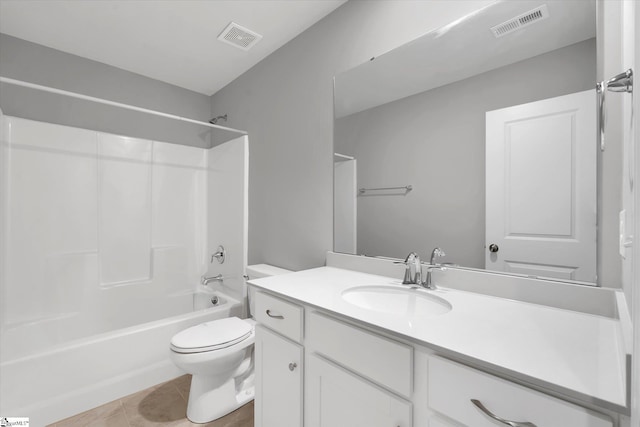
[398,252,422,285]
[424,247,446,289]
[398,248,447,289]
[201,274,223,286]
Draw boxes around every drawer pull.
[266,309,285,319]
[471,399,537,427]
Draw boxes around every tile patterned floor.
[48,375,254,427]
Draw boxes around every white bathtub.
[0,291,242,426]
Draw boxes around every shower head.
[209,114,227,125]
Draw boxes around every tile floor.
[48,375,254,427]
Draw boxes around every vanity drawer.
[428,356,613,427]
[308,311,413,398]
[254,291,303,343]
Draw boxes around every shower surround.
[0,115,248,424]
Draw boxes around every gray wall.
[335,40,600,272]
[210,0,493,271]
[0,34,213,148]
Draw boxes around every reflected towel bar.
[358,185,412,195]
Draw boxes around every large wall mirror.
[333,0,620,287]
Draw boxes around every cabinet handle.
[266,309,284,319]
[471,399,537,427]
[289,362,297,371]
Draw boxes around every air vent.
[218,22,262,51]
[491,4,549,38]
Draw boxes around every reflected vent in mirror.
[491,4,549,38]
[218,22,263,51]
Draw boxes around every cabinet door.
[255,324,303,427]
[307,354,412,427]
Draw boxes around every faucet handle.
[430,247,446,265]
[394,260,414,284]
[397,252,421,284]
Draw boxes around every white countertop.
[248,266,629,413]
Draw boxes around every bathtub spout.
[202,274,224,286]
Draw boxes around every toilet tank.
[246,264,292,317]
[246,264,293,279]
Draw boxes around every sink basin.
[341,285,452,317]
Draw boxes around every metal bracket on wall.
[597,68,634,152]
[607,68,633,93]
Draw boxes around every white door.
[334,158,357,253]
[486,90,596,283]
[306,354,412,427]
[255,325,303,427]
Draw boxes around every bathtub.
[0,290,242,426]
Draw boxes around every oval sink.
[341,285,451,317]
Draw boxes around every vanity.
[249,253,631,427]
[249,1,633,425]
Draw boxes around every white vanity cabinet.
[252,287,619,427]
[254,291,304,427]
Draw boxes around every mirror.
[333,0,617,286]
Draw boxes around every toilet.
[170,264,291,423]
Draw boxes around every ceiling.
[334,0,596,118]
[0,0,346,96]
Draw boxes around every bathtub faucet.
[201,274,224,286]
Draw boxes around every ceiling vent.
[218,22,262,51]
[490,4,549,38]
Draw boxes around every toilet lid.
[171,317,252,354]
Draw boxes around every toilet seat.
[171,317,253,354]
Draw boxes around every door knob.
[489,244,499,253]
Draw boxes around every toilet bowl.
[170,264,292,423]
[170,317,256,423]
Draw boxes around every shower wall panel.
[98,133,152,285]
[151,141,208,296]
[5,118,98,328]
[0,117,239,360]
[206,137,249,302]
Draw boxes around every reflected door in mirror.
[486,89,597,282]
